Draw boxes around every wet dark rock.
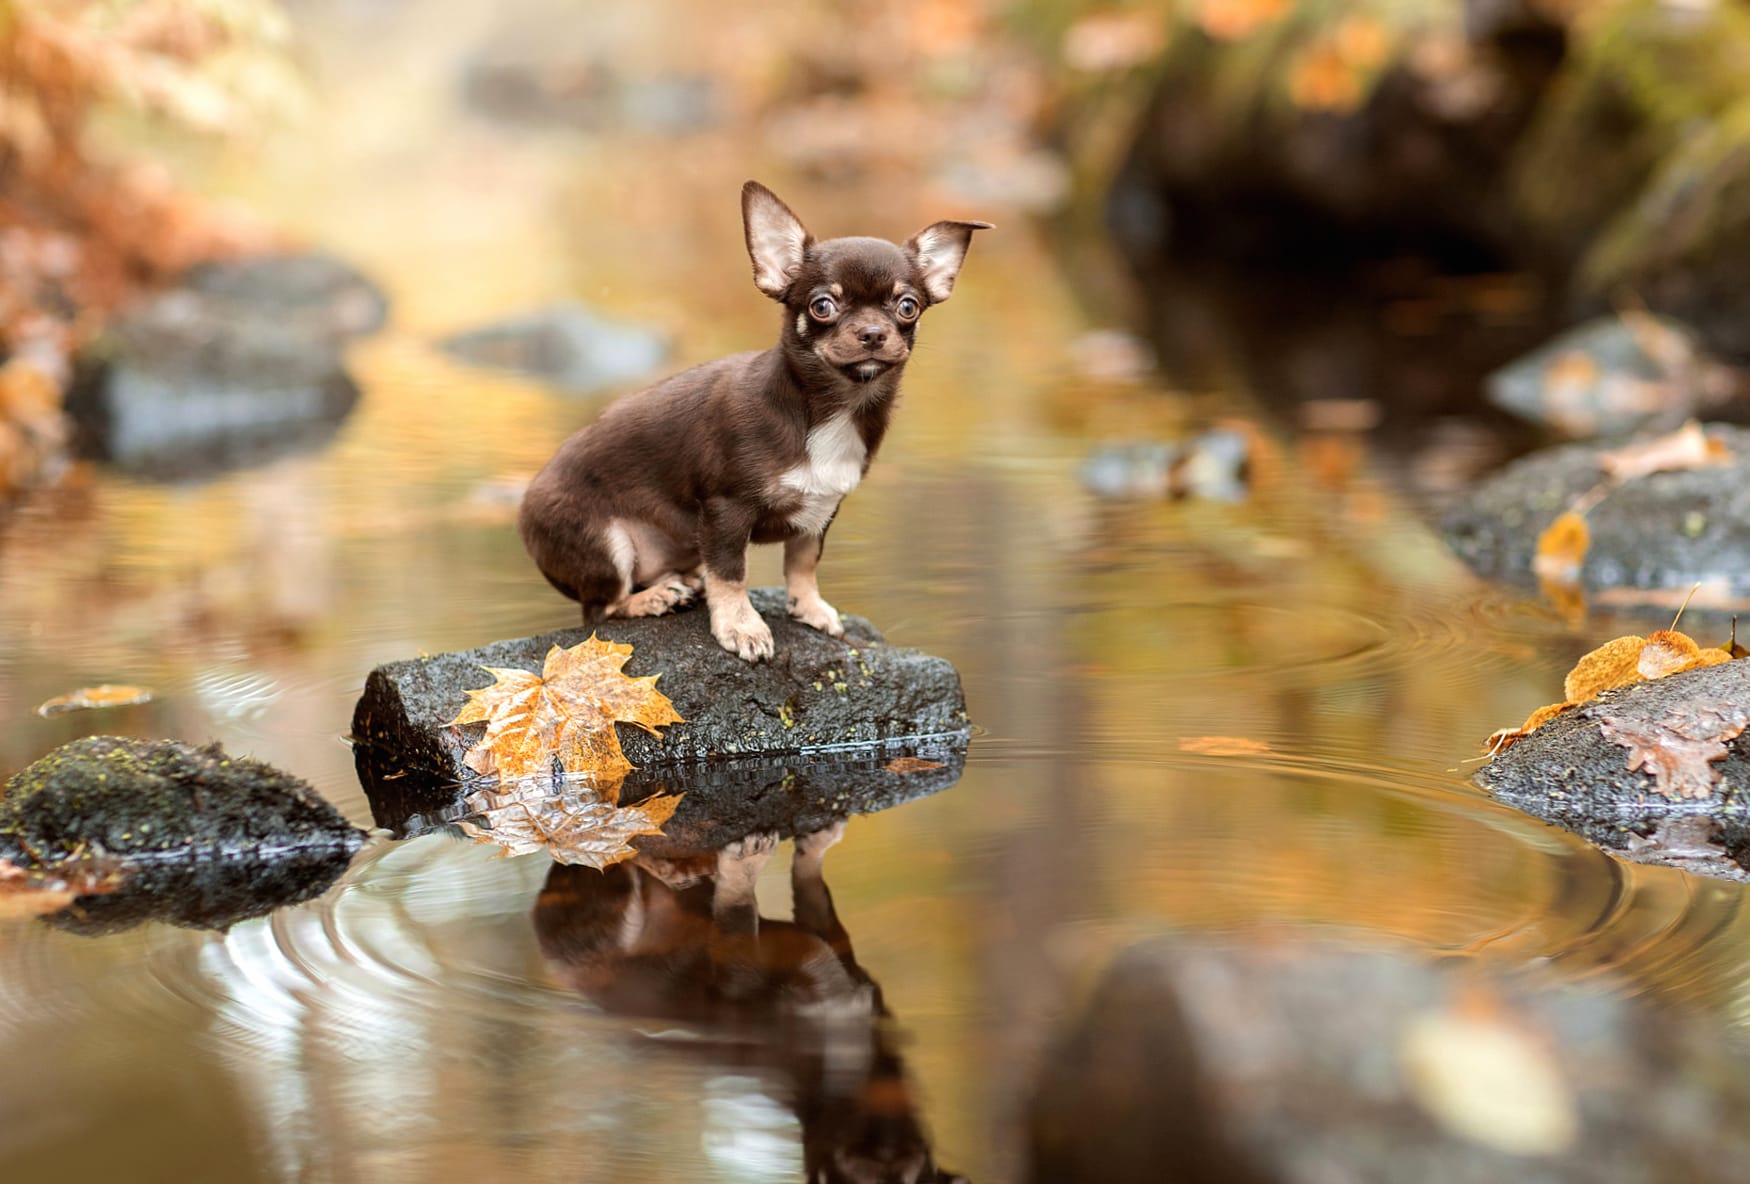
[1443,423,1750,594]
[438,303,669,394]
[352,588,971,833]
[0,736,366,933]
[65,252,384,481]
[1030,936,1750,1184]
[1484,315,1744,438]
[1475,661,1750,882]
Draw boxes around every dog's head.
[742,181,990,389]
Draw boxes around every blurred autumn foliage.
[0,0,291,496]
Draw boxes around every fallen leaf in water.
[1598,700,1750,801]
[1598,420,1730,482]
[1178,735,1274,756]
[1532,511,1589,583]
[451,636,682,790]
[36,684,153,716]
[0,857,126,919]
[458,779,682,868]
[883,757,946,775]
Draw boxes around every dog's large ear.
[906,219,993,304]
[743,181,812,300]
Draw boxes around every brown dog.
[518,182,989,660]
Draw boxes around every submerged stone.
[1030,936,1750,1184]
[0,736,367,933]
[66,252,384,482]
[438,303,669,394]
[1475,660,1750,882]
[1443,423,1750,595]
[352,588,971,836]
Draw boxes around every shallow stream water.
[5,4,1750,1180]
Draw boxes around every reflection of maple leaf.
[457,777,682,869]
[450,636,682,791]
[1598,701,1750,801]
[0,857,126,919]
[883,756,946,775]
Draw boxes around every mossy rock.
[1508,0,1750,269]
[1442,423,1750,595]
[0,736,366,933]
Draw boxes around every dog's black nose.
[857,324,887,349]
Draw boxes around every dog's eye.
[895,295,920,321]
[809,295,838,321]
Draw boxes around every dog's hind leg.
[609,573,697,618]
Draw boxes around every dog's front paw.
[711,599,775,662]
[793,819,846,862]
[787,592,844,638]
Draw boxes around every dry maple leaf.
[457,778,682,869]
[1598,700,1750,801]
[451,636,682,791]
[1598,420,1730,482]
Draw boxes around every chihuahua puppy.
[518,182,989,661]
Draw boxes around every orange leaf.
[1178,735,1274,756]
[1598,421,1731,482]
[36,684,153,716]
[1563,635,1645,702]
[0,857,125,918]
[1533,512,1589,583]
[1638,630,1705,679]
[451,636,683,793]
[883,756,947,774]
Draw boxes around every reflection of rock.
[534,824,963,1183]
[462,56,720,134]
[1081,428,1251,502]
[1477,661,1750,882]
[438,303,669,394]
[1030,937,1750,1183]
[0,736,366,933]
[352,588,970,832]
[66,253,384,481]
[1443,423,1750,593]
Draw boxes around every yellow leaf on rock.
[451,636,683,793]
[1598,420,1731,482]
[1533,512,1589,583]
[1638,629,1704,679]
[1563,635,1645,703]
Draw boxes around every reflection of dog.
[533,823,965,1184]
[517,182,989,662]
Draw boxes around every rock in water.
[1443,423,1750,595]
[1029,937,1750,1184]
[352,589,971,838]
[1476,660,1750,881]
[438,303,669,394]
[0,736,367,933]
[65,253,385,482]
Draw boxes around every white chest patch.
[778,413,866,535]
